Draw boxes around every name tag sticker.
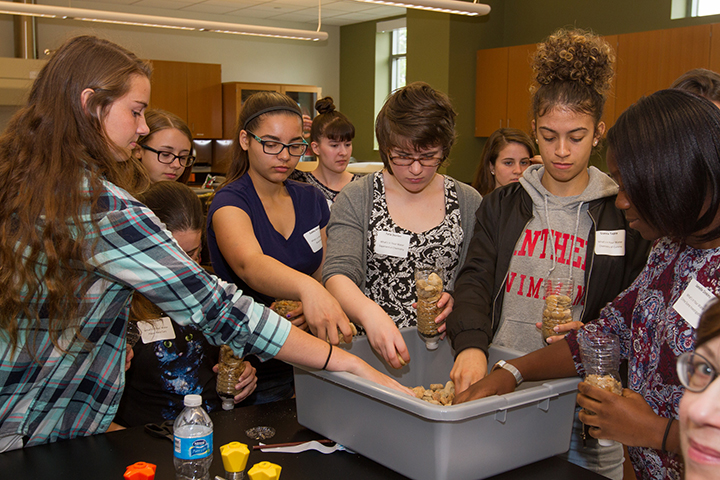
[303,225,323,253]
[374,231,411,258]
[594,230,626,256]
[137,316,176,344]
[673,278,716,329]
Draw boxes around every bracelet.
[662,417,674,453]
[322,343,333,370]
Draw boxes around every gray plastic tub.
[294,327,580,480]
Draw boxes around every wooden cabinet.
[149,60,222,139]
[222,82,322,138]
[475,25,711,137]
[475,43,535,137]
[615,25,711,121]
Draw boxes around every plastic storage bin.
[294,327,579,480]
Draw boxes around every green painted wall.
[340,0,720,181]
[503,0,720,46]
[340,21,381,163]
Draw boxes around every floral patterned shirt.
[566,237,720,480]
[364,173,463,329]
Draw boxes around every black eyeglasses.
[141,145,196,168]
[677,351,718,393]
[388,154,444,168]
[247,132,308,157]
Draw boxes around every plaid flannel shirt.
[0,179,290,448]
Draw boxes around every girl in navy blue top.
[207,92,354,404]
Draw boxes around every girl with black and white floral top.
[322,83,481,369]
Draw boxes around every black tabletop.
[0,398,606,480]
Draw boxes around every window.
[696,0,720,15]
[391,27,407,91]
[672,0,720,18]
[375,18,406,150]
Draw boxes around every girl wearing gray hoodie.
[447,28,650,480]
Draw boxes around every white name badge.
[374,231,411,258]
[137,316,176,344]
[594,230,626,256]
[303,225,323,253]
[673,278,716,329]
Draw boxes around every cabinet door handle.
[499,119,502,128]
[507,119,510,127]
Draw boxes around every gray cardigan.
[322,172,482,292]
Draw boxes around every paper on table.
[258,440,354,454]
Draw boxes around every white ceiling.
[67,0,406,27]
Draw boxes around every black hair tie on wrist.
[322,343,333,370]
[662,417,674,453]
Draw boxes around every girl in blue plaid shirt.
[0,35,412,451]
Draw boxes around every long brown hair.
[219,91,302,189]
[137,109,194,184]
[472,128,535,195]
[0,35,151,353]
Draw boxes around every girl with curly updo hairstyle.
[447,28,650,480]
[289,97,359,204]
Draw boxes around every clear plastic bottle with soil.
[578,329,622,447]
[415,266,443,350]
[216,345,246,411]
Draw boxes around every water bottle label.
[174,434,213,460]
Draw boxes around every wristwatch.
[492,360,523,387]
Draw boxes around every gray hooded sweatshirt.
[492,164,619,354]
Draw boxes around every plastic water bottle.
[173,394,213,480]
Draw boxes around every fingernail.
[286,314,292,318]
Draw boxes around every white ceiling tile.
[45,0,405,26]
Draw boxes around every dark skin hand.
[454,368,517,404]
[576,382,678,452]
[454,340,577,404]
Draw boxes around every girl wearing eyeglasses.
[206,91,354,404]
[136,109,195,184]
[453,89,720,480]
[322,82,482,369]
[679,300,720,480]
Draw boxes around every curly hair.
[0,36,151,354]
[531,28,615,123]
[310,97,355,144]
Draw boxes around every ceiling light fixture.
[0,1,328,41]
[353,0,490,16]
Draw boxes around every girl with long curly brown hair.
[0,35,412,452]
[447,28,651,479]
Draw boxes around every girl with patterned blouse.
[454,89,720,480]
[322,82,481,369]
